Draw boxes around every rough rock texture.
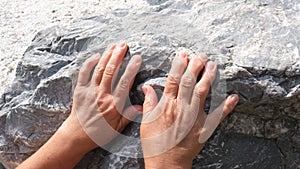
[1,0,300,169]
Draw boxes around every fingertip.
[118,41,127,48]
[178,51,187,58]
[192,53,208,67]
[78,56,101,85]
[133,105,143,112]
[94,54,101,60]
[142,85,158,112]
[110,44,117,49]
[205,61,217,72]
[142,85,149,95]
[106,44,116,55]
[178,51,188,65]
[133,54,142,59]
[131,55,143,65]
[199,53,208,62]
[227,94,239,106]
[224,94,239,115]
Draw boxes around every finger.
[163,51,188,99]
[142,85,159,113]
[178,55,207,104]
[92,45,116,86]
[100,42,128,93]
[113,55,142,111]
[77,56,100,86]
[198,94,239,144]
[191,61,217,109]
[118,105,143,131]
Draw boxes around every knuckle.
[105,64,116,76]
[96,96,112,109]
[193,90,202,99]
[96,65,105,74]
[168,74,180,84]
[194,85,207,98]
[118,78,129,90]
[198,86,207,96]
[164,88,175,96]
[181,74,195,88]
[96,95,105,106]
[143,100,152,108]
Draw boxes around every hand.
[68,42,143,151]
[17,42,143,169]
[140,52,239,169]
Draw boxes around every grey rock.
[0,0,300,168]
[193,133,282,169]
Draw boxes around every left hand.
[17,42,143,169]
[64,42,143,152]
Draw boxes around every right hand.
[140,51,239,169]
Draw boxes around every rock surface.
[1,0,300,168]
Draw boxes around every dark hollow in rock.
[0,0,299,168]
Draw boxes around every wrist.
[145,160,192,169]
[58,113,98,154]
[18,114,98,169]
[144,153,192,169]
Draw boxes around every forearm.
[17,114,96,169]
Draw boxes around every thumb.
[198,94,239,144]
[119,105,143,131]
[142,85,158,113]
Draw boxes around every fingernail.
[142,86,154,106]
[118,42,126,48]
[110,44,116,50]
[142,86,148,95]
[229,94,239,106]
[178,51,187,59]
[132,55,142,64]
[207,61,216,71]
[199,53,208,62]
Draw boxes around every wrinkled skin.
[141,52,239,169]
[72,42,143,147]
[17,43,238,169]
[17,42,143,169]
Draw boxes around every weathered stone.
[0,0,299,168]
[192,133,282,169]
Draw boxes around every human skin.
[17,43,239,169]
[141,51,239,169]
[17,42,143,169]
